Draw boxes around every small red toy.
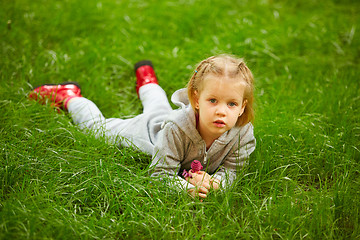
[182,160,203,178]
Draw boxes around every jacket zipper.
[203,143,208,165]
[203,151,208,165]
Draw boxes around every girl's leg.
[29,82,136,144]
[67,96,159,154]
[29,83,130,144]
[135,60,172,114]
[66,84,172,133]
[67,97,134,139]
[67,97,107,131]
[139,83,172,114]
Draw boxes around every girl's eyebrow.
[205,93,218,98]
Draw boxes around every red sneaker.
[29,82,82,110]
[134,60,159,97]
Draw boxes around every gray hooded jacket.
[150,88,256,190]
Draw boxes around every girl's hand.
[187,186,208,199]
[187,171,220,191]
[209,177,220,190]
[187,170,210,189]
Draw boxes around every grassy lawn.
[1,0,359,239]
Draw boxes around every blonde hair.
[187,54,255,126]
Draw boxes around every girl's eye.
[209,99,216,103]
[228,102,237,107]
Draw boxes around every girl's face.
[195,74,246,146]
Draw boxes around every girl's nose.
[215,104,226,116]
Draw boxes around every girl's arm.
[150,122,197,191]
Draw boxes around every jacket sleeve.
[212,123,256,189]
[150,122,195,191]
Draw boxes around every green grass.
[1,0,359,239]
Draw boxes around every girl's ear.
[194,90,200,109]
[239,99,247,116]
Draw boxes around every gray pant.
[67,84,173,154]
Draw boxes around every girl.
[29,54,256,199]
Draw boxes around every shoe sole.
[134,60,153,72]
[32,81,81,90]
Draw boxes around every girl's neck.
[203,136,215,150]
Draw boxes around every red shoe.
[29,82,82,111]
[134,60,159,97]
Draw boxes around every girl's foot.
[29,82,82,110]
[134,60,159,97]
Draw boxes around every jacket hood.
[171,88,190,108]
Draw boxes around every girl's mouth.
[213,120,226,128]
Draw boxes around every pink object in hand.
[182,160,204,179]
[191,160,203,173]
